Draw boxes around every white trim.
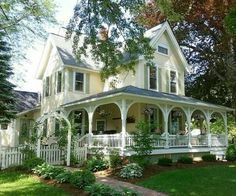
[96,119,106,133]
[73,71,86,93]
[169,70,178,94]
[148,64,159,91]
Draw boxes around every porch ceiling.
[62,85,233,112]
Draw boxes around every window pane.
[75,72,84,91]
[57,72,62,93]
[74,111,82,134]
[97,121,105,133]
[158,46,168,55]
[149,66,157,90]
[170,71,177,93]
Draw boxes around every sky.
[15,0,78,92]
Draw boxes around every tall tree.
[0,31,16,123]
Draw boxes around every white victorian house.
[0,22,233,159]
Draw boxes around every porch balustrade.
[77,133,227,149]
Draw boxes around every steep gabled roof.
[13,90,39,113]
[145,21,190,72]
[36,33,99,79]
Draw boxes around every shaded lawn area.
[0,170,68,196]
[138,165,236,196]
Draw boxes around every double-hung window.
[149,66,157,90]
[170,71,177,93]
[74,72,84,92]
[57,71,62,93]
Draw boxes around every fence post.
[84,144,88,161]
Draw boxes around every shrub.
[119,163,143,179]
[109,149,122,169]
[70,170,96,189]
[55,170,72,183]
[33,163,65,179]
[22,157,45,171]
[177,156,193,164]
[86,157,108,172]
[85,183,140,196]
[202,154,216,162]
[158,157,172,166]
[226,144,236,161]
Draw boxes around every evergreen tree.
[0,31,16,124]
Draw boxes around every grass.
[138,165,236,196]
[0,170,68,196]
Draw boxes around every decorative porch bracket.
[35,108,72,166]
[116,99,133,155]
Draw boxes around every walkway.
[64,167,166,196]
[96,176,166,196]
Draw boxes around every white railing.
[73,145,87,162]
[40,144,64,165]
[91,134,121,148]
[0,147,25,169]
[211,134,227,147]
[191,135,208,146]
[169,135,189,147]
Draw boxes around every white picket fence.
[0,144,87,170]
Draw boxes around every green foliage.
[55,170,72,183]
[131,121,155,167]
[226,144,236,161]
[119,163,143,179]
[86,157,108,172]
[85,183,140,196]
[22,157,45,171]
[67,0,155,81]
[109,149,122,169]
[70,170,96,189]
[202,154,216,162]
[158,157,172,166]
[33,163,65,179]
[177,156,193,164]
[0,31,16,123]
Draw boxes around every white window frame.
[157,43,169,56]
[148,65,159,91]
[169,70,178,94]
[96,119,106,133]
[73,71,86,92]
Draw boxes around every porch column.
[121,99,128,153]
[87,106,95,148]
[223,112,228,147]
[186,107,192,148]
[162,105,169,148]
[206,110,211,147]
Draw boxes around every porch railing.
[84,133,227,149]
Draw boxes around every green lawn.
[0,170,68,196]
[138,165,236,196]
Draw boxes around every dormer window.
[170,71,177,93]
[149,66,157,90]
[158,45,168,55]
[74,72,84,92]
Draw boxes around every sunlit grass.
[138,165,236,196]
[0,171,68,196]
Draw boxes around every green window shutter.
[158,67,162,92]
[144,65,148,89]
[68,70,74,91]
[85,73,90,94]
